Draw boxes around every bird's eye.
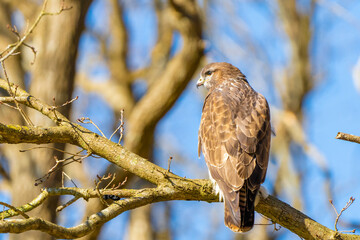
[205,70,212,76]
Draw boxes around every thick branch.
[256,195,359,240]
[0,190,49,219]
[1,185,359,239]
[125,0,203,153]
[0,79,69,124]
[0,123,170,185]
[0,184,214,219]
[0,79,181,185]
[0,124,74,144]
[0,182,215,238]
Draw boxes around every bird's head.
[196,62,245,90]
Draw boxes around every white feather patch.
[255,186,269,206]
[208,170,224,202]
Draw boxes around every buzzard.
[197,62,271,232]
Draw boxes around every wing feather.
[199,87,270,188]
[198,82,271,219]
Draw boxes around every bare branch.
[51,96,79,110]
[0,124,74,144]
[336,132,360,144]
[1,61,33,126]
[0,0,72,62]
[256,194,359,240]
[77,117,106,138]
[0,186,208,238]
[6,24,38,64]
[0,190,49,219]
[0,78,70,124]
[109,109,124,143]
[35,151,91,186]
[56,197,80,213]
[0,201,29,219]
[167,156,173,173]
[330,197,356,232]
[62,171,78,188]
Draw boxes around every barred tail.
[224,181,257,232]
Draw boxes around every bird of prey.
[197,62,271,232]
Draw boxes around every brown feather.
[198,62,271,232]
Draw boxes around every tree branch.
[125,0,204,153]
[0,124,74,144]
[1,185,359,239]
[256,194,359,240]
[0,0,71,62]
[335,132,360,144]
[0,182,215,238]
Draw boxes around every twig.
[336,132,360,144]
[62,171,78,188]
[56,197,80,212]
[257,212,280,231]
[0,201,29,219]
[95,174,112,206]
[104,173,117,190]
[0,0,72,62]
[329,197,356,232]
[340,229,356,234]
[35,151,91,186]
[102,177,128,200]
[95,174,128,202]
[20,147,85,157]
[35,156,64,186]
[49,96,79,120]
[111,177,127,190]
[1,61,33,126]
[77,117,106,138]
[52,96,79,109]
[110,109,125,144]
[0,101,18,110]
[167,156,173,173]
[118,109,124,144]
[6,24,37,64]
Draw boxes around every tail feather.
[224,180,257,232]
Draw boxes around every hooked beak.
[196,77,204,88]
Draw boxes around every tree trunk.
[7,1,92,239]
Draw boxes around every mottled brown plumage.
[197,62,271,232]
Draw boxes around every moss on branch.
[1,185,359,239]
[0,124,74,144]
